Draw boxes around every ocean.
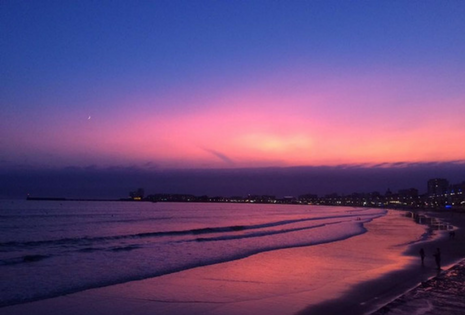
[0,200,420,308]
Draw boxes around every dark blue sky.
[1,1,465,198]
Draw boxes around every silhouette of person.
[433,248,441,270]
[419,248,425,266]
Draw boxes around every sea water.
[1,200,389,306]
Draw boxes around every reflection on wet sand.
[405,211,453,231]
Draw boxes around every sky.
[1,1,465,198]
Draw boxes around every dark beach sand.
[371,259,465,315]
[1,209,464,315]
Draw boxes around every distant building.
[427,178,449,197]
[281,196,298,204]
[146,193,196,202]
[298,193,319,204]
[447,182,465,196]
[397,188,419,207]
[398,188,418,198]
[129,188,145,200]
[446,181,465,206]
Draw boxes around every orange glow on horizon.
[5,67,464,169]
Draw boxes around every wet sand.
[1,209,464,315]
[299,209,465,315]
[372,259,465,315]
[368,210,465,315]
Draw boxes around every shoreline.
[372,258,465,314]
[1,208,464,315]
[299,208,465,315]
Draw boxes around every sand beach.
[372,259,465,315]
[301,209,465,315]
[1,208,464,315]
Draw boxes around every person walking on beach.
[433,248,441,270]
[419,248,425,267]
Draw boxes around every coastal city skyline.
[26,175,465,209]
[3,160,465,200]
[3,2,465,314]
[2,1,465,199]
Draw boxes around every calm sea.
[1,200,393,306]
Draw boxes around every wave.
[0,215,380,273]
[0,254,50,266]
[0,215,174,227]
[191,222,338,242]
[0,220,371,308]
[0,213,374,250]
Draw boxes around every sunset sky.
[1,1,465,198]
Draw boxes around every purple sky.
[1,1,465,198]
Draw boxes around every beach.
[372,259,465,315]
[2,206,464,315]
[3,1,464,313]
[369,210,465,315]
[300,209,465,315]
